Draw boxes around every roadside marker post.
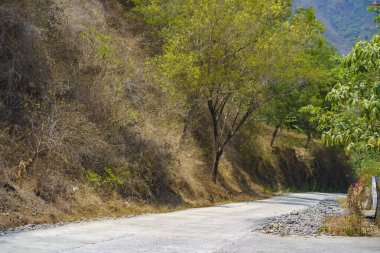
[372,176,378,210]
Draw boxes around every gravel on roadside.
[256,199,347,236]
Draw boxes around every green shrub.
[86,171,103,186]
[86,167,130,189]
[349,149,380,183]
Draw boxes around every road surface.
[0,193,379,253]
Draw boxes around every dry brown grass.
[321,194,379,237]
[338,197,348,209]
[321,215,380,237]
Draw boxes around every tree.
[301,8,380,189]
[265,37,337,147]
[306,35,380,151]
[136,0,331,182]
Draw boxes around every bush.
[345,181,366,234]
[86,167,130,192]
[348,181,366,215]
[349,149,380,183]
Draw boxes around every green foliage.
[86,167,130,187]
[305,34,380,151]
[80,28,117,63]
[86,171,103,186]
[262,31,337,135]
[131,0,177,29]
[349,149,380,181]
[135,0,324,98]
[133,0,338,180]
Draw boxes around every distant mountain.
[294,0,378,54]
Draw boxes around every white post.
[373,176,379,210]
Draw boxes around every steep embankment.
[0,0,353,230]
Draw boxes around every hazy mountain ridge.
[294,0,378,54]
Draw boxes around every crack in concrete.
[56,234,135,253]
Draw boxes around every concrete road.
[0,193,379,253]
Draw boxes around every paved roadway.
[0,193,379,253]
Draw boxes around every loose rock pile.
[257,199,347,236]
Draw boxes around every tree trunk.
[212,149,223,183]
[207,99,223,183]
[270,120,282,147]
[179,103,197,148]
[206,94,275,182]
[305,125,312,148]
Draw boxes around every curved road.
[0,193,379,253]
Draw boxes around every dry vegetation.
[0,0,353,230]
[321,194,380,236]
[322,215,380,236]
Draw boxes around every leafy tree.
[263,31,337,147]
[135,0,332,182]
[306,35,380,151]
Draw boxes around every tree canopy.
[134,0,334,181]
[306,34,380,151]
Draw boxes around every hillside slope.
[294,0,377,54]
[0,0,353,230]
